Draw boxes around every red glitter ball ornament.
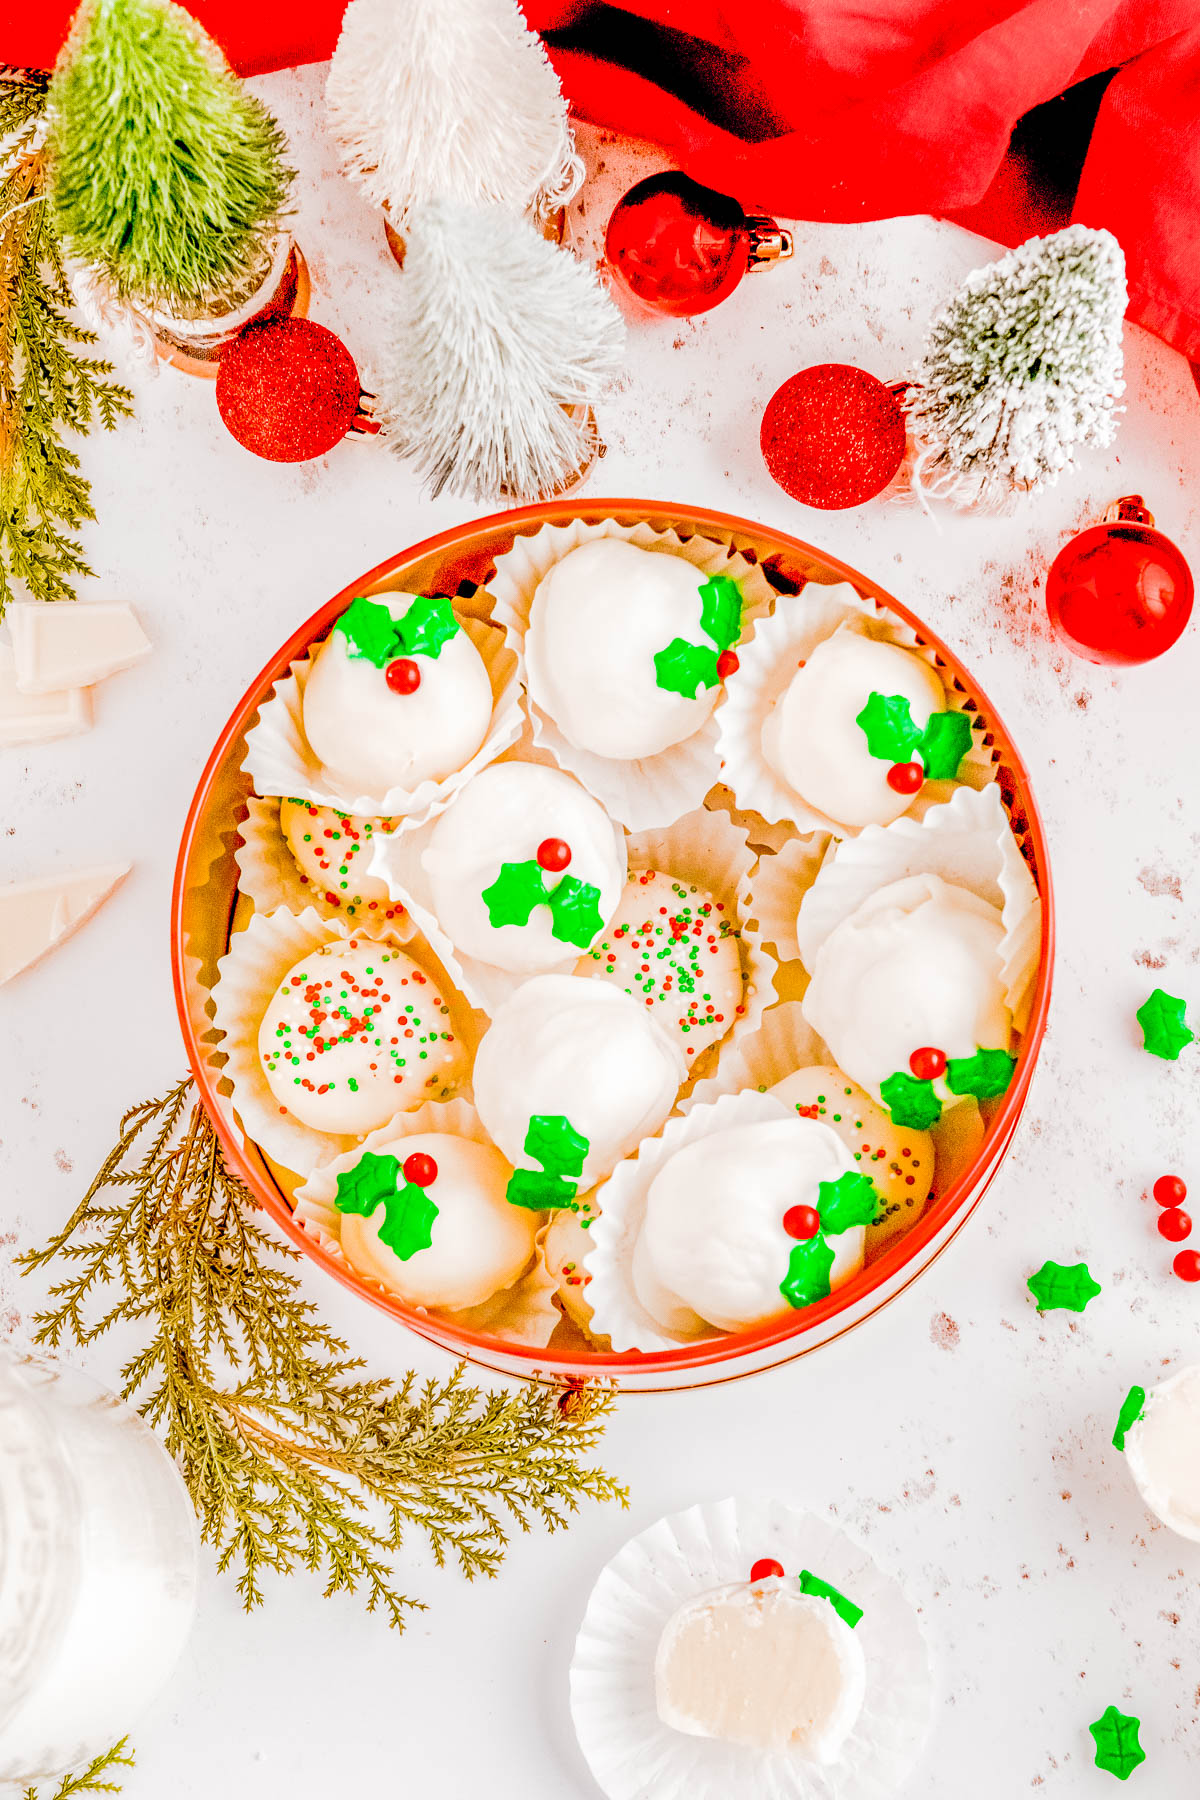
[1046,497,1193,664]
[537,837,572,872]
[216,318,367,462]
[1173,1250,1200,1282]
[750,1558,785,1581]
[386,657,421,694]
[403,1152,438,1187]
[887,761,925,795]
[605,171,792,318]
[909,1046,947,1081]
[1154,1175,1188,1207]
[782,1204,821,1240]
[760,364,907,509]
[716,649,740,680]
[1158,1208,1192,1242]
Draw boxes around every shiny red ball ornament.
[403,1152,438,1187]
[605,171,793,318]
[909,1046,947,1081]
[537,837,572,872]
[1154,1174,1188,1207]
[216,318,378,462]
[1158,1208,1193,1242]
[1046,497,1194,664]
[887,761,925,795]
[761,364,908,509]
[749,1558,785,1581]
[1173,1249,1200,1282]
[782,1204,821,1240]
[385,657,422,694]
[716,649,740,680]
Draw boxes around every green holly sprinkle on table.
[506,1112,591,1212]
[1136,987,1194,1060]
[1027,1259,1102,1313]
[1088,1705,1146,1780]
[653,572,743,698]
[1112,1385,1147,1452]
[335,592,461,667]
[854,688,974,778]
[797,1569,864,1630]
[333,1149,439,1260]
[481,860,604,949]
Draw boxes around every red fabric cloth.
[8,0,1199,360]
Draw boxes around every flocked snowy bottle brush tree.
[905,224,1127,510]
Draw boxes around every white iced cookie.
[525,539,743,760]
[543,1205,601,1335]
[333,1133,538,1310]
[423,762,625,973]
[472,975,686,1187]
[770,1063,934,1248]
[634,1115,870,1335]
[257,936,468,1134]
[762,626,949,829]
[801,873,1012,1104]
[575,869,743,1062]
[1119,1366,1200,1542]
[279,799,403,925]
[302,592,493,797]
[655,1579,866,1762]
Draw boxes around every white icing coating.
[1123,1366,1200,1542]
[543,1205,600,1334]
[336,1133,538,1310]
[279,799,402,925]
[302,593,493,796]
[574,868,743,1061]
[801,873,1011,1102]
[762,626,948,828]
[257,937,468,1134]
[422,761,625,972]
[472,975,686,1184]
[525,539,730,759]
[635,1116,864,1334]
[654,1580,866,1762]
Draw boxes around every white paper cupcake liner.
[742,836,833,967]
[585,1090,789,1354]
[234,796,417,942]
[487,519,776,831]
[682,1002,828,1112]
[293,1098,558,1348]
[570,1494,933,1800]
[241,611,523,829]
[793,783,1041,1030]
[714,584,993,838]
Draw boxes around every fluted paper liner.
[714,583,994,838]
[585,1090,790,1354]
[293,1098,558,1348]
[241,612,523,828]
[742,836,833,967]
[570,1494,933,1800]
[487,519,776,831]
[794,784,1041,1031]
[235,796,416,942]
[682,1001,827,1113]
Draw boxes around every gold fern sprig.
[23,1738,135,1800]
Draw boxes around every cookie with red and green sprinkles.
[257,936,469,1136]
[280,800,406,928]
[574,869,744,1061]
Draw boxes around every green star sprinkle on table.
[1113,1385,1147,1452]
[1089,1706,1146,1780]
[880,1070,943,1130]
[946,1046,1017,1099]
[1027,1259,1101,1313]
[797,1569,864,1629]
[333,1150,439,1260]
[1136,988,1194,1060]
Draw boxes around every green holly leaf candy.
[1113,1385,1147,1452]
[880,1070,943,1130]
[797,1569,863,1629]
[817,1170,881,1235]
[653,636,720,698]
[1027,1259,1101,1313]
[394,594,461,659]
[548,874,605,948]
[946,1046,1017,1100]
[780,1233,836,1310]
[917,708,973,779]
[506,1169,579,1211]
[524,1113,589,1180]
[334,1152,438,1261]
[855,691,922,764]
[1136,988,1194,1060]
[697,573,743,652]
[335,595,400,667]
[481,859,549,929]
[1088,1706,1146,1781]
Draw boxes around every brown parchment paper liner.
[622,806,777,1097]
[234,796,417,942]
[570,1495,933,1800]
[241,612,523,830]
[293,1098,558,1348]
[368,771,628,1017]
[794,783,1041,1032]
[681,1001,827,1113]
[713,582,994,837]
[585,1089,790,1355]
[486,519,776,831]
[211,906,476,1180]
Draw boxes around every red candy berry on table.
[215,317,377,462]
[909,1046,947,1081]
[403,1152,438,1187]
[1154,1175,1187,1207]
[716,649,740,680]
[1045,496,1194,665]
[782,1205,821,1240]
[537,838,572,872]
[749,1558,785,1582]
[1158,1208,1192,1242]
[385,657,421,693]
[1173,1250,1200,1282]
[760,364,908,510]
[605,171,792,318]
[887,760,925,795]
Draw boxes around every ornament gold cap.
[745,217,794,269]
[1106,494,1155,527]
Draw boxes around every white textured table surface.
[4,66,1200,1800]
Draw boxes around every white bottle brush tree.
[906,224,1127,509]
[326,0,583,222]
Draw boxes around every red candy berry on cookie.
[887,761,924,795]
[1154,1174,1188,1207]
[386,657,422,694]
[1159,1208,1192,1242]
[1173,1250,1200,1282]
[403,1152,439,1187]
[909,1046,947,1081]
[750,1558,785,1582]
[716,649,740,680]
[536,837,572,872]
[782,1204,821,1240]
